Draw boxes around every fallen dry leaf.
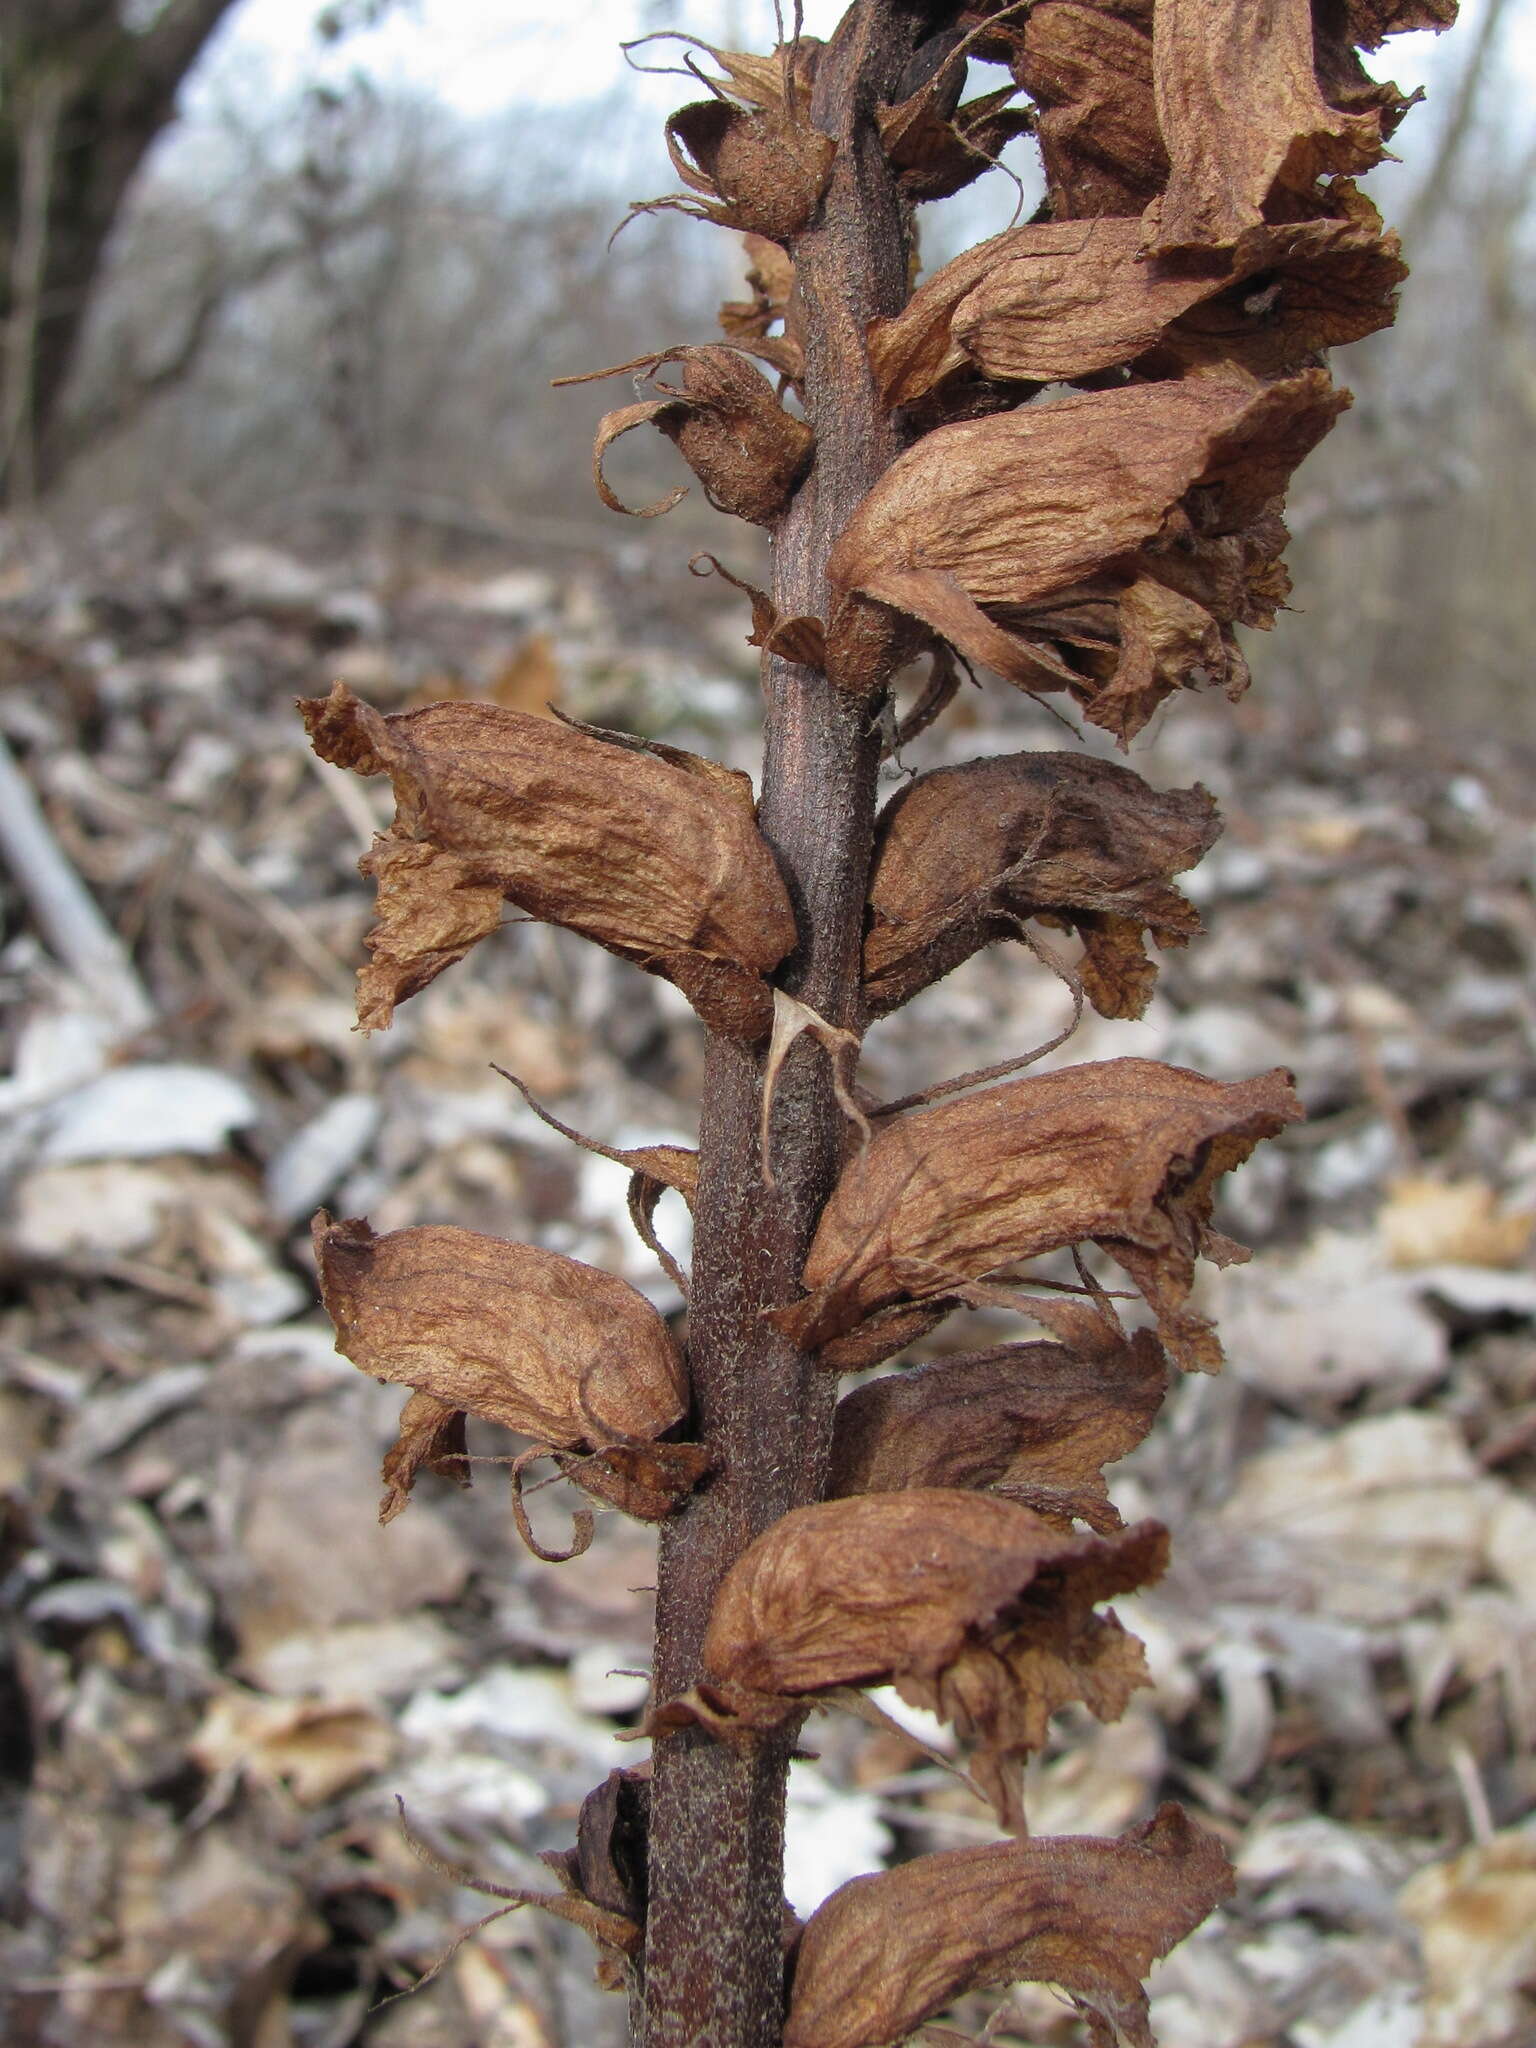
[1398,1831,1536,2047]
[771,1057,1302,1371]
[192,1690,396,1806]
[784,1802,1235,2048]
[300,682,796,1038]
[863,749,1219,1020]
[1378,1174,1535,1270]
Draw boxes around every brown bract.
[784,1803,1236,2048]
[299,682,797,1040]
[1141,0,1396,255]
[863,750,1219,1021]
[769,1057,1303,1371]
[312,1214,694,1521]
[582,345,813,526]
[1010,0,1166,220]
[828,1329,1168,1532]
[658,1490,1166,1812]
[827,371,1346,740]
[868,194,1403,407]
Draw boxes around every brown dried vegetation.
[296,0,1457,2038]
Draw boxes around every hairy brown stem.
[639,6,923,2042]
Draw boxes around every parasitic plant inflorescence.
[301,0,1459,2039]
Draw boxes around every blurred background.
[2,5,1536,2047]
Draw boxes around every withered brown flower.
[656,1489,1166,1820]
[784,1803,1235,2048]
[1141,0,1404,255]
[718,234,802,382]
[863,750,1219,1020]
[828,1328,1168,1532]
[582,345,813,526]
[827,370,1345,739]
[770,1057,1303,1370]
[312,1214,695,1522]
[869,190,1404,407]
[300,682,796,1039]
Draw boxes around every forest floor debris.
[2,540,1535,2047]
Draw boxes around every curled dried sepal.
[655,1490,1166,1819]
[769,1058,1302,1371]
[828,1329,1168,1533]
[863,751,1219,1021]
[394,1796,639,2004]
[579,346,813,526]
[312,1214,703,1525]
[541,1768,650,1989]
[827,372,1345,739]
[784,1803,1235,2048]
[1141,0,1412,256]
[300,683,796,1040]
[869,194,1404,407]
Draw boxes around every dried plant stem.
[639,6,918,2042]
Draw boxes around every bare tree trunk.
[0,0,239,501]
[638,5,923,2042]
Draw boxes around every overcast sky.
[208,0,1514,121]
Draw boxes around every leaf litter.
[1,531,1535,2044]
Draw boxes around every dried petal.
[588,346,813,526]
[864,750,1219,1020]
[828,1329,1168,1532]
[313,1214,694,1517]
[1013,0,1166,220]
[827,372,1345,738]
[1141,0,1393,256]
[784,1803,1235,2048]
[661,1490,1166,1810]
[380,1391,469,1524]
[300,683,796,1039]
[870,197,1404,407]
[770,1057,1302,1370]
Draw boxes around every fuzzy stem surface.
[638,5,922,2043]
